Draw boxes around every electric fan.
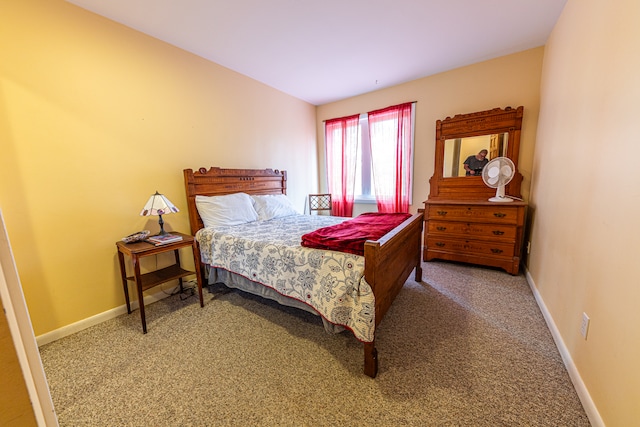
[481,157,516,202]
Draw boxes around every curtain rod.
[322,101,417,123]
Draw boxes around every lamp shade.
[140,191,179,216]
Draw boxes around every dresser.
[423,199,527,275]
[425,106,528,275]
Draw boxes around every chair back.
[308,193,332,215]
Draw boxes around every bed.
[183,166,423,377]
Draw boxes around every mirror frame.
[429,106,524,201]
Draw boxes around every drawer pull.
[493,212,506,218]
[492,230,505,235]
[435,242,445,247]
[436,226,447,231]
[436,211,448,216]
[490,248,504,254]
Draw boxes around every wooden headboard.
[183,167,287,235]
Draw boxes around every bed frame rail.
[363,213,423,377]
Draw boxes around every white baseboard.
[524,268,605,427]
[35,288,173,347]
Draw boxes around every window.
[354,114,374,202]
[325,102,415,214]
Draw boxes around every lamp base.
[158,214,168,235]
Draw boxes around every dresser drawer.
[428,220,517,241]
[426,237,515,258]
[427,204,520,225]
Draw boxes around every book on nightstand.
[146,234,183,246]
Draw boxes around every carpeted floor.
[39,261,591,426]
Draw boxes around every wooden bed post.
[364,341,378,378]
[415,261,423,282]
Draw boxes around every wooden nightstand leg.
[192,241,204,308]
[117,250,132,314]
[132,255,147,334]
[174,249,184,293]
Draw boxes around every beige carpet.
[39,261,590,426]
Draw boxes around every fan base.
[488,196,514,203]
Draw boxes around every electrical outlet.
[580,312,590,339]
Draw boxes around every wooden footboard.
[362,212,424,377]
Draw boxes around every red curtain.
[325,115,360,217]
[367,103,413,213]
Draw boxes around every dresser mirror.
[443,132,509,177]
[429,106,524,200]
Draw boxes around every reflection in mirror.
[443,133,509,177]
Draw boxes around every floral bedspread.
[196,215,375,342]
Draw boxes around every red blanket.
[301,212,412,256]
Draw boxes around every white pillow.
[251,194,299,221]
[195,193,258,228]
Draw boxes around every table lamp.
[140,191,179,235]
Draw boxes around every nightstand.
[116,232,204,333]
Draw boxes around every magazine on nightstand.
[146,234,183,246]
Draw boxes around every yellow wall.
[0,0,317,335]
[530,0,640,425]
[317,47,545,212]
[5,0,636,423]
